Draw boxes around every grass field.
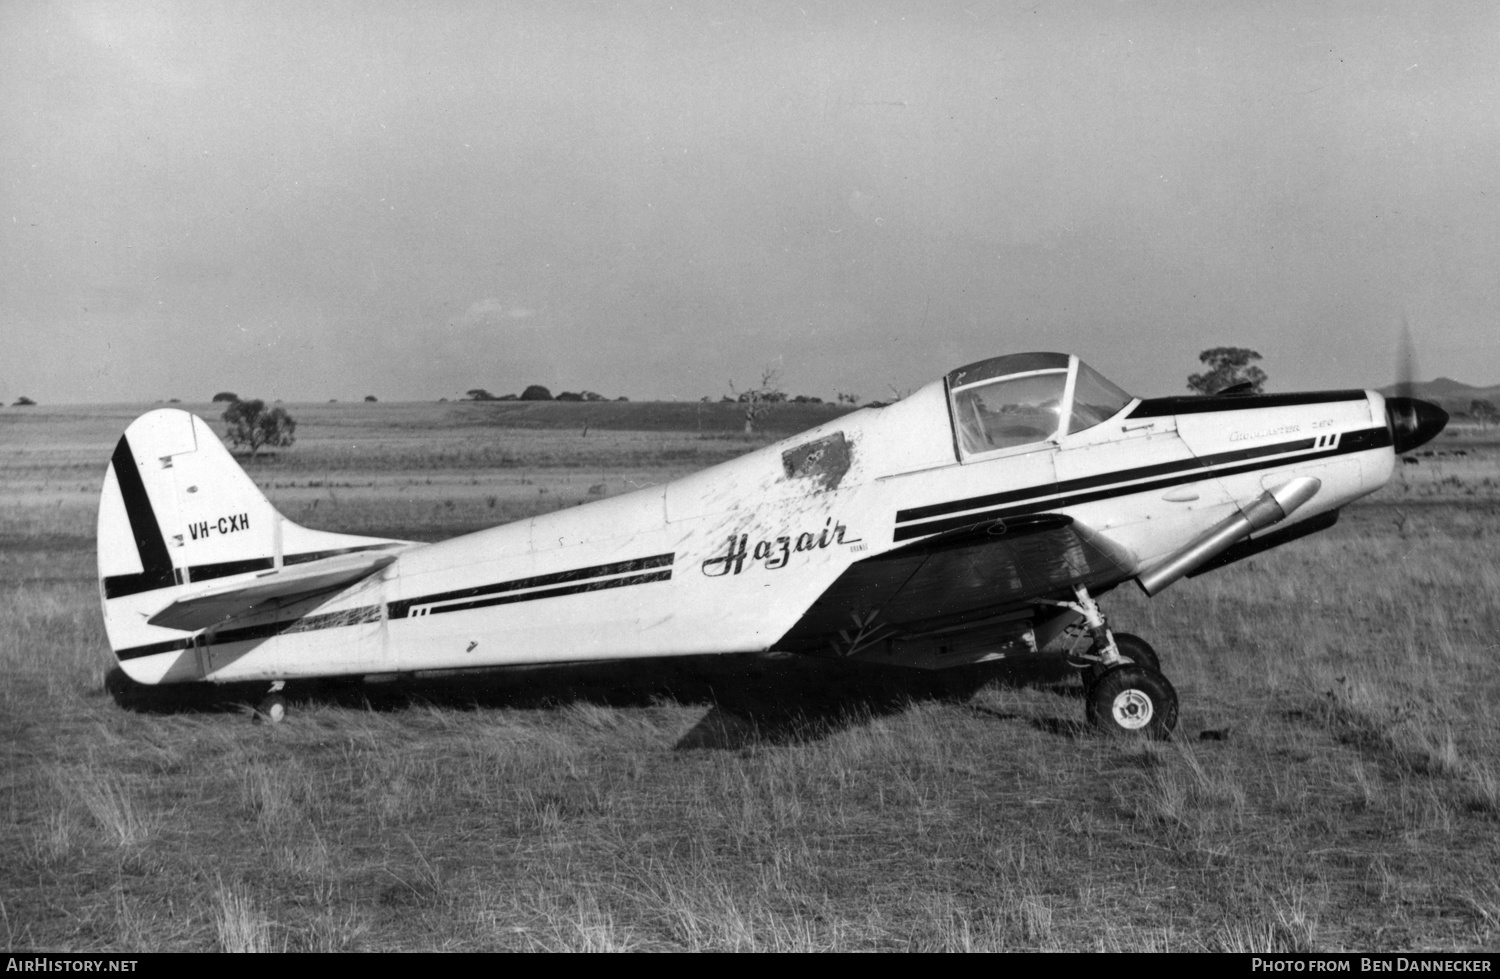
[2,402,1498,951]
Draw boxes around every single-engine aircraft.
[98,353,1448,736]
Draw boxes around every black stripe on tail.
[102,436,177,598]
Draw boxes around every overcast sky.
[3,1,1497,404]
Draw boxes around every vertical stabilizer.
[98,409,412,683]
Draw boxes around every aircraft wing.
[774,514,1138,651]
[146,551,399,632]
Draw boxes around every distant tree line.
[464,386,628,402]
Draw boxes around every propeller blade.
[1385,315,1448,453]
[1395,315,1416,401]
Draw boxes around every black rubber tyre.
[1112,633,1160,674]
[1079,633,1161,685]
[1085,665,1178,739]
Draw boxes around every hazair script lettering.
[702,518,862,577]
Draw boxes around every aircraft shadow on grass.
[103,654,1085,749]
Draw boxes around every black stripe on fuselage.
[1127,390,1368,418]
[178,557,272,582]
[113,545,402,596]
[102,436,177,599]
[113,553,677,662]
[176,545,397,585]
[898,435,1321,525]
[387,553,675,618]
[892,426,1390,542]
[395,570,672,619]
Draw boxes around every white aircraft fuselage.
[99,353,1445,739]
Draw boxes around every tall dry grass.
[3,410,1497,950]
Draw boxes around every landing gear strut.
[1076,632,1161,683]
[1043,585,1177,739]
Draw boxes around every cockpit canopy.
[946,353,1134,457]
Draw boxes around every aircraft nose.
[1385,397,1449,454]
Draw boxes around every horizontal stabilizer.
[147,551,398,631]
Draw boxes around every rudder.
[98,409,409,683]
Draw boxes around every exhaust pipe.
[1137,476,1321,596]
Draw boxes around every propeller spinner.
[1385,396,1448,454]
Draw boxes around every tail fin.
[98,409,411,683]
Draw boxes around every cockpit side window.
[1066,361,1132,434]
[952,371,1068,455]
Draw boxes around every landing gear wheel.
[256,693,287,725]
[1086,665,1177,739]
[1080,632,1162,685]
[1112,633,1160,674]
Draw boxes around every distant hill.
[1375,378,1500,416]
[443,398,857,434]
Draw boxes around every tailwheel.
[1086,664,1177,739]
[254,681,288,725]
[255,693,287,724]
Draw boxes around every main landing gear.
[1044,585,1178,739]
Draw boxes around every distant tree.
[1187,348,1268,395]
[582,391,607,402]
[615,396,629,402]
[12,396,36,406]
[520,385,552,401]
[212,391,239,403]
[731,367,784,435]
[555,391,584,402]
[465,388,497,401]
[792,395,824,404]
[364,395,378,402]
[1471,399,1499,428]
[498,393,519,401]
[168,398,181,404]
[836,392,860,405]
[222,399,296,461]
